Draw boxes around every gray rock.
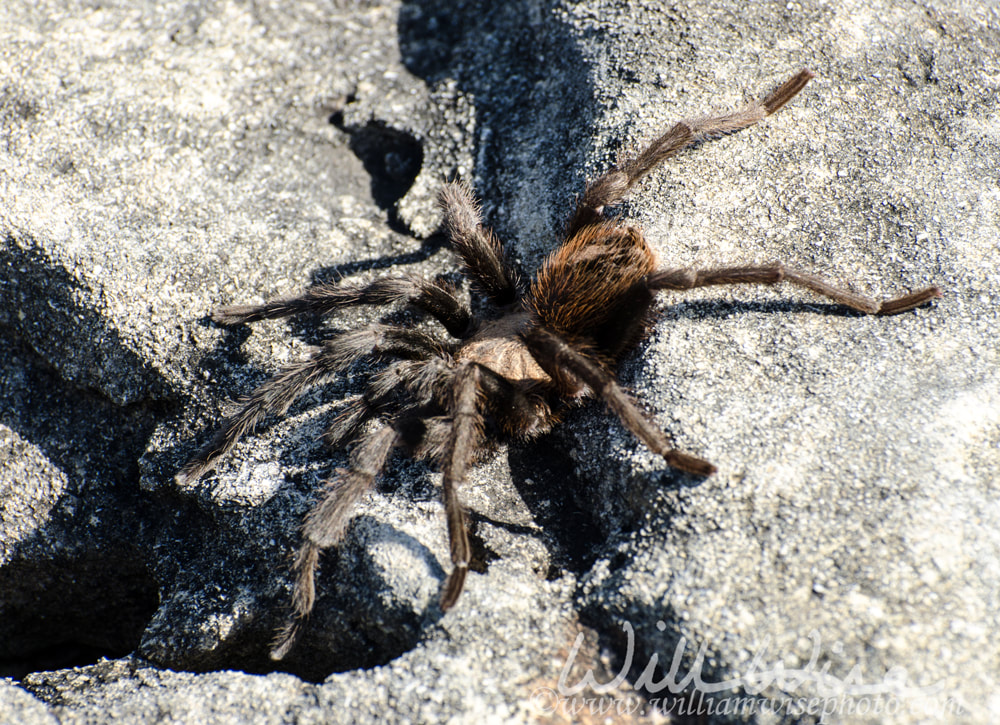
[1,0,997,723]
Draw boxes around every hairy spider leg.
[438,181,525,305]
[176,325,440,485]
[438,363,482,609]
[648,266,941,315]
[568,69,815,234]
[319,364,420,451]
[522,327,716,476]
[213,275,472,338]
[270,425,400,661]
[321,395,375,448]
[428,357,548,609]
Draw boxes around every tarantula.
[177,69,940,659]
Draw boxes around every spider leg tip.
[211,308,241,326]
[667,451,717,477]
[439,567,468,611]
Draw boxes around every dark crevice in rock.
[0,331,168,681]
[0,555,160,680]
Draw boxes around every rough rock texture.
[2,0,997,723]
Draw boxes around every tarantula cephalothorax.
[177,69,941,659]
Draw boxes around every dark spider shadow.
[306,230,449,286]
[659,297,885,320]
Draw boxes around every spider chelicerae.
[177,69,941,659]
